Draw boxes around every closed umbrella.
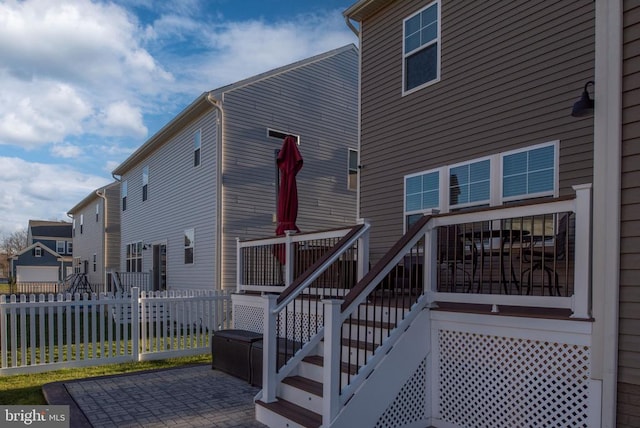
[274,135,303,265]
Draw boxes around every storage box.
[212,329,262,382]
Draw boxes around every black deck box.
[212,329,262,382]
[249,338,297,387]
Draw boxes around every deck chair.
[438,225,477,292]
[521,213,571,296]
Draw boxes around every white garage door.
[16,266,59,283]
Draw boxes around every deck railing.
[237,225,368,294]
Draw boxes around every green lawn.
[0,354,211,405]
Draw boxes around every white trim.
[401,0,441,96]
[592,0,622,426]
[193,128,202,167]
[448,155,492,209]
[266,128,300,145]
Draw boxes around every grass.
[0,353,211,405]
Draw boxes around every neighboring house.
[10,220,72,283]
[67,181,121,289]
[111,44,359,291]
[230,2,639,427]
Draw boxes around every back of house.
[112,44,359,291]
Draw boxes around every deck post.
[262,294,278,402]
[236,238,242,293]
[284,231,295,287]
[571,184,592,319]
[322,299,343,425]
[356,220,370,281]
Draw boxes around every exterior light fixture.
[571,81,595,117]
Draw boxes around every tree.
[1,228,28,258]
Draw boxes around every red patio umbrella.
[274,135,303,265]
[275,135,303,236]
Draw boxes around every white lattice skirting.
[433,313,593,428]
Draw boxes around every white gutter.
[592,0,622,426]
[205,93,224,290]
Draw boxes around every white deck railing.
[0,288,232,375]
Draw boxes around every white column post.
[235,238,242,294]
[571,184,592,319]
[131,287,140,361]
[322,299,343,425]
[262,293,278,402]
[284,231,295,287]
[425,222,439,303]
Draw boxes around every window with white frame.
[67,241,73,255]
[184,228,194,264]
[403,1,440,93]
[74,257,81,274]
[449,158,491,208]
[93,253,97,272]
[56,241,65,254]
[35,246,42,257]
[72,219,76,237]
[403,141,559,228]
[80,214,84,234]
[501,142,557,201]
[142,165,149,201]
[126,242,142,272]
[194,130,201,167]
[96,203,99,222]
[122,180,128,211]
[348,148,358,191]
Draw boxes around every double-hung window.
[449,158,491,208]
[501,142,557,201]
[56,241,65,254]
[96,203,99,222]
[405,168,439,228]
[403,1,440,94]
[126,242,142,272]
[184,228,194,264]
[194,130,201,167]
[348,149,358,191]
[122,181,128,211]
[142,166,149,202]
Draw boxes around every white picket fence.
[0,287,233,375]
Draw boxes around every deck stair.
[255,298,412,428]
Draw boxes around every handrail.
[276,223,367,308]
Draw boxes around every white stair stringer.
[328,306,432,428]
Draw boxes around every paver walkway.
[43,364,266,428]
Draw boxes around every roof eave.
[344,0,392,21]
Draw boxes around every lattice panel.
[277,309,324,341]
[232,304,263,333]
[375,358,428,428]
[438,330,590,428]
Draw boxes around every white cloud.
[50,143,83,159]
[99,101,148,138]
[0,0,173,148]
[0,156,109,236]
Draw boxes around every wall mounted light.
[571,81,595,117]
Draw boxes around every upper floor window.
[184,228,194,264]
[403,1,440,94]
[501,142,557,201]
[35,246,42,257]
[67,242,73,255]
[348,149,358,191]
[56,241,65,254]
[122,180,128,211]
[449,158,491,208]
[268,128,300,145]
[194,129,201,167]
[80,214,84,234]
[72,219,76,237]
[96,203,99,222]
[142,166,149,201]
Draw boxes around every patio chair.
[521,213,571,296]
[438,225,478,292]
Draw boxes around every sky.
[0,0,358,237]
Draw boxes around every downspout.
[345,16,363,220]
[205,93,224,290]
[96,189,108,290]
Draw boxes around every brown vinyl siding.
[618,1,640,426]
[358,0,595,261]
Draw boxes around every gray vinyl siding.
[618,2,640,426]
[358,0,595,262]
[120,111,218,290]
[220,46,359,288]
[72,197,105,285]
[104,185,121,275]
